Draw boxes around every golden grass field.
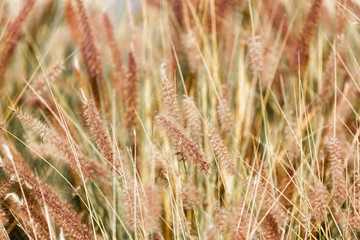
[1,0,360,239]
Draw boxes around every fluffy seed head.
[156,114,210,173]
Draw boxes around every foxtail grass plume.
[14,109,94,180]
[183,96,203,144]
[159,63,183,124]
[183,30,201,74]
[309,181,329,221]
[292,0,322,72]
[180,186,202,209]
[82,97,124,175]
[216,98,234,134]
[0,144,98,240]
[156,114,210,173]
[247,36,264,76]
[327,136,346,206]
[0,0,36,84]
[231,200,253,240]
[64,0,82,46]
[103,13,125,103]
[124,50,138,129]
[214,201,228,233]
[318,35,346,103]
[208,122,237,175]
[75,0,103,102]
[30,62,65,97]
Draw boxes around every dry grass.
[0,0,360,239]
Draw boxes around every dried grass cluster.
[0,0,360,239]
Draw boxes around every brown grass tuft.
[247,36,264,76]
[230,200,253,240]
[261,214,281,240]
[64,0,82,46]
[0,0,36,84]
[292,0,322,72]
[216,98,233,134]
[183,30,201,74]
[160,63,183,124]
[256,170,288,228]
[183,96,202,144]
[336,0,348,34]
[309,181,328,221]
[30,62,65,98]
[124,50,138,129]
[260,45,279,89]
[208,122,237,175]
[318,35,346,103]
[180,186,201,209]
[214,201,228,233]
[15,109,94,180]
[144,186,162,231]
[156,114,210,173]
[122,180,144,230]
[82,98,124,175]
[102,13,125,103]
[327,136,346,206]
[283,114,301,160]
[1,144,98,240]
[8,195,50,240]
[75,0,103,102]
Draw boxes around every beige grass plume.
[327,136,346,206]
[156,114,210,173]
[183,96,203,144]
[160,63,183,125]
[0,0,36,84]
[14,109,94,180]
[208,121,237,175]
